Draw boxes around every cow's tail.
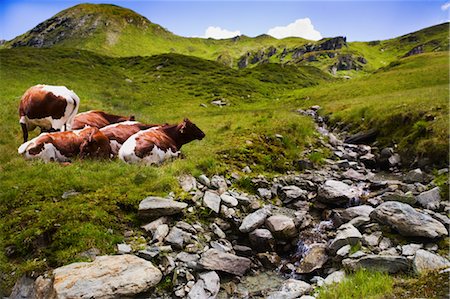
[18,140,33,155]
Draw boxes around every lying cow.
[72,110,135,130]
[18,127,111,162]
[119,118,205,165]
[100,121,161,156]
[19,84,80,142]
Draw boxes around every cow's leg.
[21,123,28,143]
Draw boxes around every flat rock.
[416,187,441,210]
[187,271,220,299]
[401,243,423,256]
[179,174,197,192]
[413,249,450,274]
[370,201,447,238]
[343,255,410,273]
[203,191,221,213]
[138,197,187,218]
[318,180,354,205]
[198,249,251,276]
[296,243,328,274]
[329,223,362,254]
[380,191,416,205]
[341,205,374,221]
[267,279,312,299]
[279,186,307,203]
[342,169,365,181]
[239,206,272,233]
[265,215,297,239]
[51,255,162,298]
[220,193,238,207]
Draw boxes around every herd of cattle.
[17,84,205,164]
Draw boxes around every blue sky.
[0,0,449,41]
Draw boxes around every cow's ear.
[180,120,187,133]
[130,115,135,121]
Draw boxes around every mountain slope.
[5,3,449,73]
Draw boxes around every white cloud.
[201,26,241,39]
[267,18,322,41]
[442,2,450,10]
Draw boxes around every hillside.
[4,4,449,73]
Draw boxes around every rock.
[267,279,312,299]
[380,191,417,205]
[198,174,211,187]
[336,244,351,258]
[360,153,376,168]
[329,223,362,254]
[165,227,192,249]
[413,250,450,274]
[328,133,340,146]
[239,206,272,233]
[233,245,253,257]
[401,243,423,256]
[343,255,410,273]
[362,232,382,247]
[242,166,252,173]
[296,243,328,274]
[176,221,197,233]
[257,252,281,269]
[344,129,378,144]
[210,223,226,239]
[265,215,297,239]
[341,205,374,221]
[187,271,220,299]
[416,187,441,210]
[257,188,272,200]
[324,270,346,285]
[370,201,447,238]
[342,169,365,181]
[117,243,132,254]
[379,237,392,251]
[179,175,197,192]
[388,153,401,166]
[404,168,424,183]
[349,216,371,228]
[210,175,227,193]
[220,193,238,207]
[249,229,275,252]
[198,249,252,276]
[141,216,169,234]
[318,180,354,205]
[203,191,221,213]
[152,224,170,243]
[9,275,35,299]
[51,255,162,298]
[279,186,307,203]
[138,197,188,219]
[137,248,160,260]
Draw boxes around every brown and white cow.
[19,84,80,142]
[118,118,205,165]
[72,110,135,130]
[18,127,111,162]
[100,121,161,156]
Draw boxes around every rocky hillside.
[4,4,449,72]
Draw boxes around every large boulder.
[370,201,447,238]
[51,255,162,298]
[413,250,450,274]
[296,243,328,274]
[317,180,355,205]
[239,206,272,233]
[416,187,441,210]
[138,197,187,218]
[343,255,410,273]
[198,249,252,276]
[329,223,362,254]
[265,215,297,239]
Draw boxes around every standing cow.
[72,110,135,130]
[100,121,161,156]
[119,118,205,165]
[19,84,80,142]
[18,127,111,162]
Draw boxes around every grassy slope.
[287,52,449,166]
[0,47,330,293]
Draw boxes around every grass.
[317,269,394,299]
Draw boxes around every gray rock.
[138,197,188,219]
[329,223,362,254]
[413,249,450,274]
[203,191,221,213]
[267,279,312,299]
[362,232,382,247]
[336,244,351,258]
[343,255,410,273]
[279,186,307,203]
[404,168,424,183]
[370,201,447,238]
[341,205,374,221]
[9,275,35,299]
[152,224,169,243]
[249,229,275,252]
[198,174,211,187]
[210,223,226,239]
[265,215,297,239]
[416,187,441,210]
[378,237,392,251]
[380,191,417,205]
[117,243,132,254]
[51,255,162,298]
[176,252,200,263]
[239,206,272,233]
[388,154,401,167]
[324,270,346,285]
[220,193,238,207]
[360,153,376,168]
[141,216,169,234]
[210,175,227,193]
[257,188,272,200]
[198,249,252,276]
[165,227,192,249]
[187,271,220,299]
[296,243,328,274]
[137,248,160,260]
[318,180,354,205]
[179,174,197,192]
[349,216,371,228]
[342,169,365,181]
[379,248,399,256]
[401,243,423,256]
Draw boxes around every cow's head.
[179,118,205,141]
[80,128,111,159]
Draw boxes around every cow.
[18,127,111,162]
[19,84,80,142]
[100,121,161,156]
[118,118,205,165]
[72,110,135,130]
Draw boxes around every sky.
[0,0,449,41]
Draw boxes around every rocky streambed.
[8,107,449,299]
